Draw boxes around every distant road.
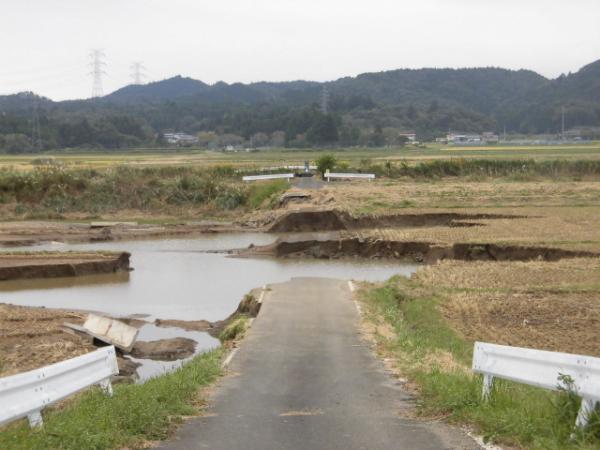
[161,278,479,450]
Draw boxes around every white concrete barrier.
[242,173,294,182]
[472,342,600,428]
[325,172,375,182]
[0,346,119,428]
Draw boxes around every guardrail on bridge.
[472,341,600,428]
[0,346,119,428]
[242,173,295,182]
[325,172,375,182]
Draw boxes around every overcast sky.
[1,0,599,101]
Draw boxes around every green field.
[1,143,600,171]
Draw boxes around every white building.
[163,132,198,146]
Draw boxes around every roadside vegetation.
[0,349,223,450]
[360,264,600,450]
[2,157,600,220]
[0,165,291,219]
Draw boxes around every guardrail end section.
[27,411,43,428]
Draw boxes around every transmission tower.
[31,99,42,151]
[320,85,329,115]
[130,61,146,85]
[89,49,107,98]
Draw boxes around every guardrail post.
[482,374,494,401]
[575,397,598,429]
[99,378,113,397]
[27,411,43,428]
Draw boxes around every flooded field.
[0,233,418,379]
[0,233,417,320]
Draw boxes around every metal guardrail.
[0,346,119,428]
[325,172,375,182]
[473,342,600,428]
[242,173,295,181]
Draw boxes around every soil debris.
[130,338,197,361]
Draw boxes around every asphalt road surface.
[161,277,480,450]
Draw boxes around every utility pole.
[130,61,146,85]
[89,49,106,98]
[320,85,329,115]
[31,99,42,151]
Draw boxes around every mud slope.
[243,238,598,263]
[0,252,131,281]
[268,209,525,232]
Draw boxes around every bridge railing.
[242,173,295,182]
[325,172,375,182]
[472,342,600,428]
[0,346,119,428]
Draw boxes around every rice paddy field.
[1,142,600,171]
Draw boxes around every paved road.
[161,278,479,450]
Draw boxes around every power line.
[130,61,146,85]
[89,49,107,98]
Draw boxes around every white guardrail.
[242,173,295,182]
[325,172,375,182]
[473,342,600,428]
[0,346,119,428]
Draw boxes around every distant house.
[163,132,198,146]
[482,132,499,144]
[445,132,498,145]
[446,133,482,144]
[398,132,417,142]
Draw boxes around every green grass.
[247,179,289,209]
[219,315,250,341]
[363,277,600,449]
[0,349,223,450]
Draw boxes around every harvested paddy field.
[414,258,600,357]
[0,304,95,377]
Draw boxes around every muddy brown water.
[0,233,418,380]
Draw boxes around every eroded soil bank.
[266,209,526,232]
[0,252,130,281]
[240,237,599,263]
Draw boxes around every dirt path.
[160,278,479,450]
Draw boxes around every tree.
[1,133,32,153]
[316,154,336,177]
[368,124,385,147]
[307,114,338,145]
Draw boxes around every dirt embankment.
[267,209,525,233]
[0,252,131,281]
[242,237,599,263]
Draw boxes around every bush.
[316,154,337,176]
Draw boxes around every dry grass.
[327,179,600,211]
[410,258,600,357]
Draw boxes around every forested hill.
[0,60,599,152]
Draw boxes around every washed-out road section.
[161,277,479,450]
